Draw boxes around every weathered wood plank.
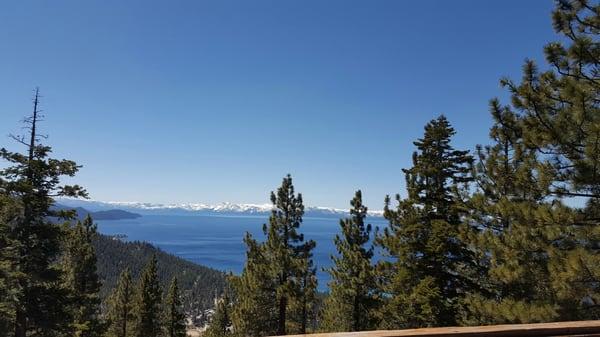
[280,320,600,337]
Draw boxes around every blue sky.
[1,1,557,209]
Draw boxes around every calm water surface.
[96,214,387,290]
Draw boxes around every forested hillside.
[93,234,227,323]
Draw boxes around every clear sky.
[0,1,557,209]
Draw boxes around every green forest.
[1,1,600,337]
[93,234,227,324]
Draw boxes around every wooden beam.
[281,320,600,337]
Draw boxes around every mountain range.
[56,198,385,217]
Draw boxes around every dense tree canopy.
[163,278,186,337]
[464,0,600,321]
[62,215,104,336]
[132,256,163,337]
[105,269,134,337]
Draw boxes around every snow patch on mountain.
[56,198,384,217]
[102,201,272,213]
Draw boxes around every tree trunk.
[278,295,287,335]
[301,296,307,334]
[14,309,26,337]
[122,308,127,337]
[352,293,360,332]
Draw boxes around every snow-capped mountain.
[56,198,384,217]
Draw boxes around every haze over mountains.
[57,198,385,217]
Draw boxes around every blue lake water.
[96,214,387,290]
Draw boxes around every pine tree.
[0,88,87,337]
[163,278,186,337]
[289,239,317,334]
[63,215,104,336]
[0,194,20,336]
[321,190,378,332]
[376,116,475,328]
[204,294,232,337]
[478,0,600,320]
[132,256,163,337]
[106,269,134,337]
[231,175,317,336]
[229,234,278,337]
[264,174,317,335]
[463,100,561,324]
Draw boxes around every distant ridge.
[56,198,385,217]
[89,209,142,220]
[52,204,142,220]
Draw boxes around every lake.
[96,214,387,290]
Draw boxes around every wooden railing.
[282,320,600,337]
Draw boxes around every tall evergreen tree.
[0,88,87,337]
[321,190,378,332]
[132,256,163,337]
[472,0,600,320]
[376,116,475,328]
[231,175,317,336]
[289,239,317,334]
[204,294,232,337]
[0,194,20,336]
[265,174,317,335]
[105,269,134,337]
[264,174,309,335]
[229,234,278,337]
[163,278,186,337]
[63,215,104,336]
[463,101,562,324]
